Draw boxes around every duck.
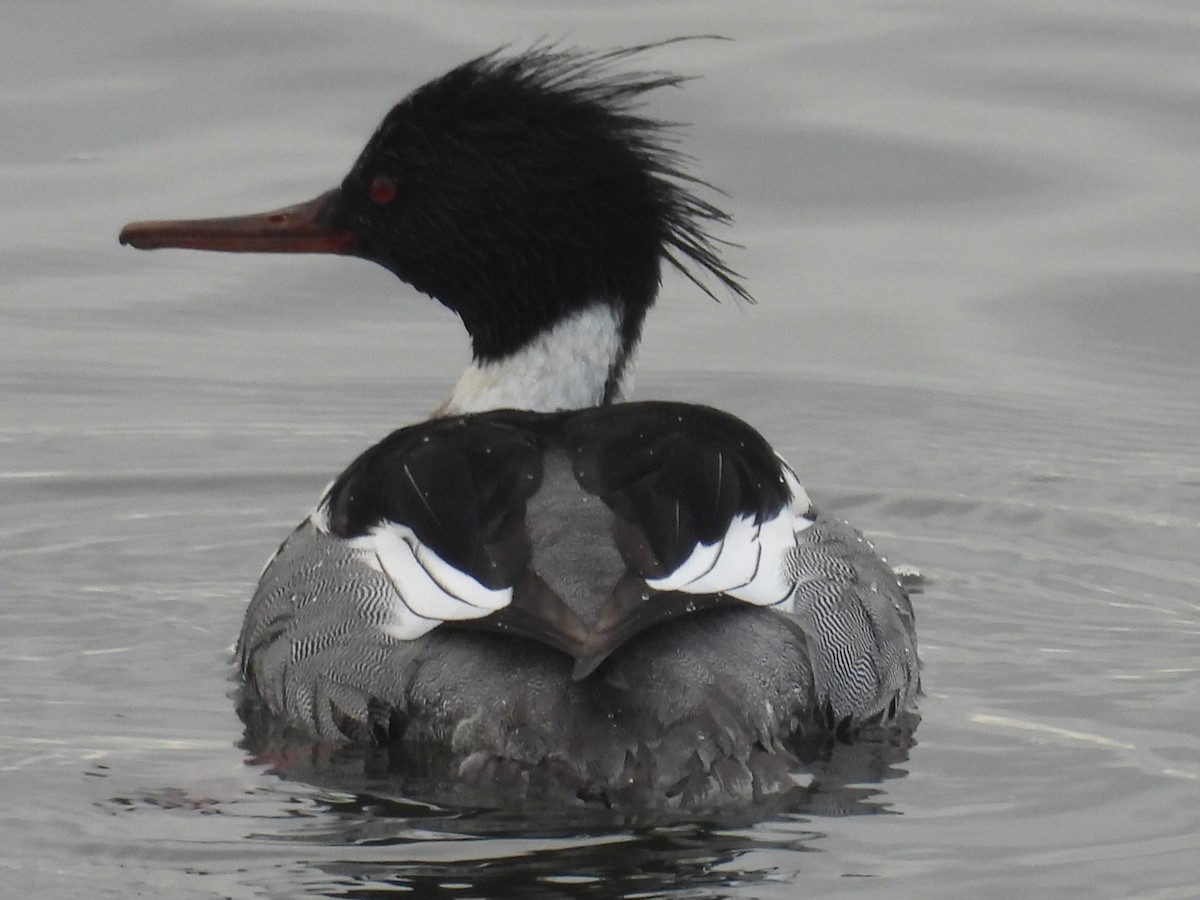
[119,44,919,809]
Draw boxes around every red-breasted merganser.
[120,45,919,809]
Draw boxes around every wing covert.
[564,403,815,606]
[308,413,549,639]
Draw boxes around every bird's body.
[120,44,919,809]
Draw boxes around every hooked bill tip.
[118,223,153,249]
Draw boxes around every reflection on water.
[99,716,915,896]
[268,817,811,898]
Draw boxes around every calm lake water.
[3,1,1198,897]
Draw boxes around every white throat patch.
[439,301,626,415]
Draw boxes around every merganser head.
[120,44,751,412]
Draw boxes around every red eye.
[368,175,398,205]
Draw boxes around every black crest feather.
[336,40,753,361]
[454,40,754,306]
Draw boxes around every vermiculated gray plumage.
[239,491,918,807]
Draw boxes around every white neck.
[438,301,630,416]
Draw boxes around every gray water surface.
[3,1,1198,897]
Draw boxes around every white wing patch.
[348,523,513,640]
[646,457,814,610]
